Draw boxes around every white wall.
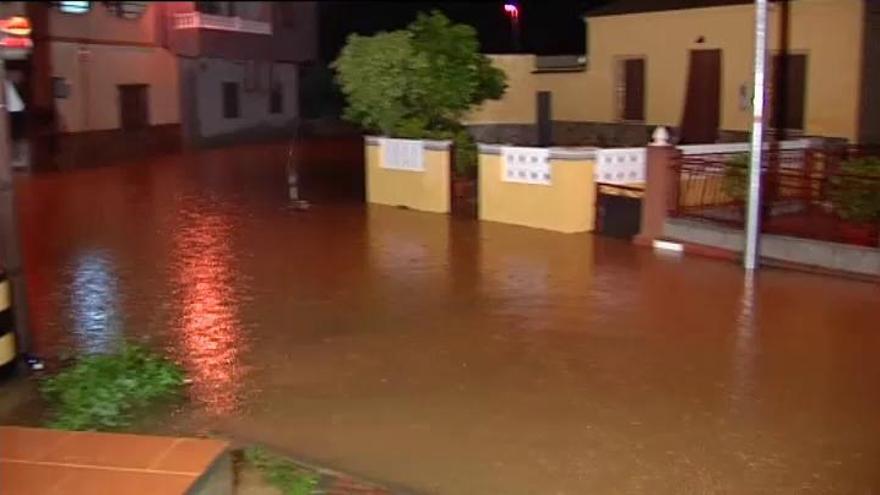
[195,58,299,139]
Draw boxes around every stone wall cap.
[477,143,598,161]
[364,136,452,150]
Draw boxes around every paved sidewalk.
[0,426,229,494]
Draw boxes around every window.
[770,53,807,131]
[56,1,91,14]
[104,2,148,19]
[118,84,149,130]
[617,58,645,122]
[196,1,234,16]
[269,85,283,114]
[223,82,240,119]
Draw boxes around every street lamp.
[503,2,521,53]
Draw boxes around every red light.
[503,3,519,18]
[0,37,32,49]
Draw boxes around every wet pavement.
[7,138,880,494]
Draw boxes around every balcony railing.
[171,12,272,35]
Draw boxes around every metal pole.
[512,16,521,53]
[0,55,32,354]
[744,0,769,270]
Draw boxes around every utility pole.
[744,0,769,270]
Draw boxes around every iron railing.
[673,146,880,247]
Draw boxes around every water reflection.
[731,271,758,411]
[172,211,243,416]
[70,250,121,353]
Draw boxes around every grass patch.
[41,344,185,431]
[244,446,320,495]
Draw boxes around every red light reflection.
[172,212,242,416]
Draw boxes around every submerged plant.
[41,343,185,431]
[244,446,320,495]
[829,157,880,223]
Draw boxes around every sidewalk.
[0,426,229,494]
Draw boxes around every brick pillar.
[635,127,681,246]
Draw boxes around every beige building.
[467,0,880,146]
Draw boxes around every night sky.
[318,1,608,61]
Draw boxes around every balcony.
[171,12,271,36]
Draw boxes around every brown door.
[118,84,148,130]
[622,58,645,121]
[679,49,721,144]
[770,53,807,132]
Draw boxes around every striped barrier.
[0,271,16,377]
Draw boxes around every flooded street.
[8,139,880,494]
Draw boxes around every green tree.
[332,11,507,174]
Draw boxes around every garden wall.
[365,136,451,214]
[478,145,597,233]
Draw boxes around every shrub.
[721,153,750,202]
[41,344,185,431]
[829,157,880,223]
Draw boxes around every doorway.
[679,49,721,144]
[536,91,552,146]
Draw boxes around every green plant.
[41,344,185,431]
[829,157,880,223]
[244,446,320,495]
[332,11,506,175]
[721,153,750,201]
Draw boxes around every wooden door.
[679,50,721,144]
[118,84,148,130]
[622,58,645,121]
[770,53,807,132]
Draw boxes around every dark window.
[771,53,807,131]
[196,1,233,16]
[278,3,296,28]
[270,85,283,114]
[621,58,645,121]
[223,82,240,119]
[118,84,149,130]
[104,1,148,19]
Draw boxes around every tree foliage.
[332,12,507,173]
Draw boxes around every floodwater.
[9,138,880,494]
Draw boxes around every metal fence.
[673,145,880,247]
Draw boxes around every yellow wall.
[466,55,538,124]
[366,141,451,214]
[468,0,864,141]
[479,153,596,233]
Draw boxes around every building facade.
[466,0,880,146]
[8,1,316,169]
